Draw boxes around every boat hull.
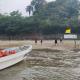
[0,45,32,70]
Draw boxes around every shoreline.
[0,40,79,50]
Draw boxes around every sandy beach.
[0,40,79,50]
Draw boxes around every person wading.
[60,37,63,43]
[35,39,37,45]
[55,39,57,46]
[40,39,43,45]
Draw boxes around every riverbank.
[0,40,79,50]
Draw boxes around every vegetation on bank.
[0,0,80,36]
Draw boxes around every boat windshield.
[4,47,17,51]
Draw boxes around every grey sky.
[0,0,55,16]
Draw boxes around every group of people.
[34,37,63,45]
[35,39,43,45]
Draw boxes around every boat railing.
[15,46,30,53]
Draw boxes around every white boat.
[0,45,32,70]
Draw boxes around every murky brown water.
[0,49,80,80]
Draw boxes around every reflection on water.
[0,49,80,80]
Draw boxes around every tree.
[26,5,33,16]
[0,0,79,37]
[31,0,46,15]
[10,11,22,17]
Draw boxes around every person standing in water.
[55,39,57,46]
[60,37,63,43]
[40,39,43,45]
[35,39,37,45]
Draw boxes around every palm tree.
[31,0,46,11]
[26,5,33,16]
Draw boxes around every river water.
[0,49,80,80]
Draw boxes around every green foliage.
[0,0,80,36]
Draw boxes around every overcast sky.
[0,0,55,16]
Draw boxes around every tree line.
[0,0,80,37]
